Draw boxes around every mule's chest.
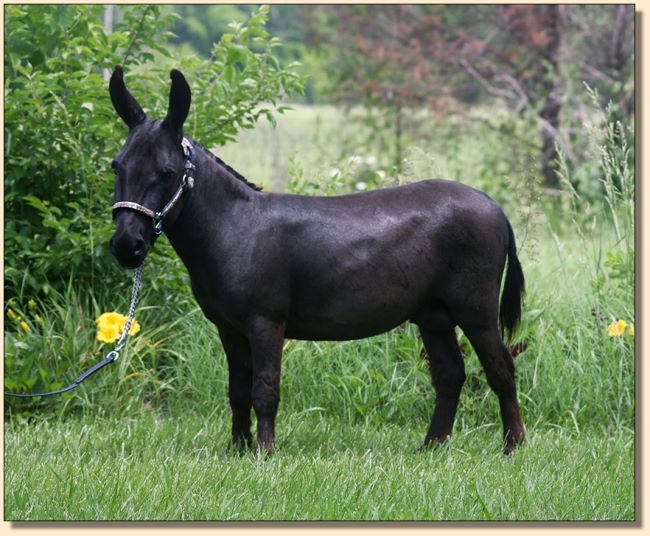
[188,271,237,329]
[186,264,265,334]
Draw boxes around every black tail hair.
[499,218,525,340]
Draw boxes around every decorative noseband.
[112,136,196,235]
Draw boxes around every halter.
[112,137,196,235]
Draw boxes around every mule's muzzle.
[110,232,149,269]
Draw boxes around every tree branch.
[458,58,518,101]
[611,5,628,70]
[492,71,578,164]
[580,61,618,85]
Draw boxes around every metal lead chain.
[112,262,144,358]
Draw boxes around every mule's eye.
[161,169,176,178]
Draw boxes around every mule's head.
[109,66,191,268]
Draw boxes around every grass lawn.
[4,413,634,521]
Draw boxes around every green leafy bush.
[4,5,168,299]
[4,4,304,408]
[5,5,303,301]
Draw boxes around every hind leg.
[462,324,525,454]
[419,327,466,447]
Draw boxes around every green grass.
[4,414,634,521]
[217,103,361,192]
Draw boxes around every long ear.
[162,69,191,134]
[109,65,146,129]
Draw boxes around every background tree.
[163,4,251,58]
[305,4,634,188]
[451,5,565,186]
[306,5,454,173]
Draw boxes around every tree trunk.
[537,5,561,187]
[103,5,115,82]
[540,92,561,187]
[394,99,403,174]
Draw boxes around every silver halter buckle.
[153,212,164,235]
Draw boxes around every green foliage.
[162,4,253,58]
[3,273,193,416]
[184,5,306,146]
[559,86,635,205]
[4,5,172,299]
[5,4,303,300]
[510,96,635,436]
[4,4,304,406]
[556,91,635,306]
[287,152,390,197]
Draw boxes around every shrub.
[4,4,304,408]
[5,4,304,302]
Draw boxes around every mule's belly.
[284,318,405,341]
[284,254,437,341]
[284,300,412,341]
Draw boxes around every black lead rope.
[4,354,118,398]
[4,264,144,399]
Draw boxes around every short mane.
[193,140,263,191]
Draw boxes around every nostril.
[110,232,147,268]
[133,238,146,256]
[110,234,145,257]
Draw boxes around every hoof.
[419,435,450,453]
[503,430,525,455]
[256,438,274,457]
[226,436,253,455]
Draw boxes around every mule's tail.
[499,218,525,340]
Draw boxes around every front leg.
[218,326,253,451]
[248,316,285,454]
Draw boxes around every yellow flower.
[7,309,17,321]
[20,321,29,332]
[607,319,628,337]
[28,299,37,310]
[96,312,140,343]
[627,323,634,337]
[96,312,123,327]
[34,314,44,327]
[127,319,141,336]
[96,324,119,343]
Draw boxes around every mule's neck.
[190,140,259,202]
[163,140,260,261]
